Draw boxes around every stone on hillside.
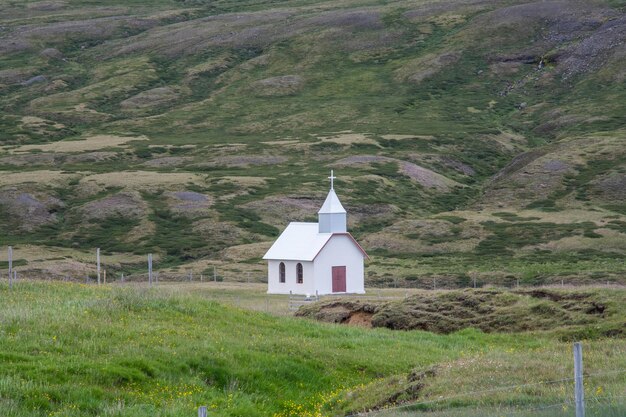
[120,86,180,109]
[40,48,63,59]
[21,75,47,86]
[250,75,303,97]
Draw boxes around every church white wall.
[313,235,365,295]
[267,260,315,295]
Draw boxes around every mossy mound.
[297,288,626,338]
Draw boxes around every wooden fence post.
[574,342,585,417]
[9,246,13,289]
[198,406,207,417]
[148,254,153,286]
[96,248,101,285]
[8,246,13,289]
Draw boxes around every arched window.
[279,262,286,283]
[296,263,303,284]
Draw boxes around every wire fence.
[350,369,626,417]
[367,396,626,417]
[2,245,626,289]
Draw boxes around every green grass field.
[0,281,624,417]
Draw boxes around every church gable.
[314,233,368,261]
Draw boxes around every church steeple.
[318,170,347,233]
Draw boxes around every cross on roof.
[328,170,336,190]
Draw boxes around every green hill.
[1,0,625,283]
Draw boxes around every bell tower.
[318,170,347,233]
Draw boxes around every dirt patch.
[13,135,148,153]
[381,134,434,140]
[318,133,379,146]
[261,140,300,146]
[0,170,77,187]
[346,311,373,328]
[296,300,379,324]
[78,171,205,194]
[21,116,65,130]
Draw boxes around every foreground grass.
[0,281,512,417]
[0,282,624,417]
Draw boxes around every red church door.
[332,266,346,293]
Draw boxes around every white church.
[263,172,368,295]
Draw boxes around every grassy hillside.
[0,0,625,283]
[0,282,625,416]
